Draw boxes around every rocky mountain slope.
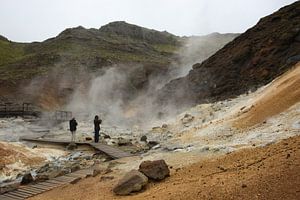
[158,1,300,109]
[0,22,237,109]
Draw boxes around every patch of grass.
[152,44,180,54]
[0,40,25,65]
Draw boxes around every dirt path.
[29,135,300,200]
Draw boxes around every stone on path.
[113,170,148,195]
[139,160,170,180]
[21,172,34,184]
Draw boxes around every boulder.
[113,170,148,195]
[21,172,34,185]
[139,160,170,180]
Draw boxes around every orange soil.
[29,135,300,200]
[0,142,45,168]
[37,88,64,110]
[233,62,300,128]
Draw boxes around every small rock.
[140,135,147,142]
[162,124,168,129]
[104,168,113,174]
[103,134,111,139]
[113,170,148,195]
[152,144,161,150]
[117,137,132,146]
[147,141,159,148]
[181,114,194,125]
[70,177,81,184]
[71,164,81,172]
[100,176,114,181]
[139,160,170,180]
[21,172,34,185]
[218,166,226,171]
[66,142,77,150]
[92,165,104,177]
[35,173,50,182]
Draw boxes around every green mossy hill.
[0,22,181,85]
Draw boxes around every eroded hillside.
[158,1,300,110]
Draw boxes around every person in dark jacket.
[94,115,102,143]
[69,117,78,142]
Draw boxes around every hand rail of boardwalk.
[0,102,72,121]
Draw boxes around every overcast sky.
[0,0,297,42]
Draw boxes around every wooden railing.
[0,102,72,121]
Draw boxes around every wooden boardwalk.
[0,169,94,200]
[20,136,132,159]
[0,138,133,199]
[89,143,131,159]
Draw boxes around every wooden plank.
[19,186,44,192]
[2,193,24,200]
[45,179,66,185]
[65,173,87,179]
[90,143,131,159]
[20,136,87,145]
[30,184,52,190]
[16,188,39,195]
[26,185,48,191]
[54,176,76,182]
[0,195,17,200]
[37,181,59,186]
[6,191,31,198]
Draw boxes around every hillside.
[0,22,237,109]
[0,21,180,87]
[158,1,300,109]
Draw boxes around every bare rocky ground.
[27,135,300,200]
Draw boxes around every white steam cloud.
[64,33,238,128]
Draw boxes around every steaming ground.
[25,62,300,200]
[64,34,238,128]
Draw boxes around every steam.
[172,33,239,77]
[23,33,238,129]
[66,67,131,126]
